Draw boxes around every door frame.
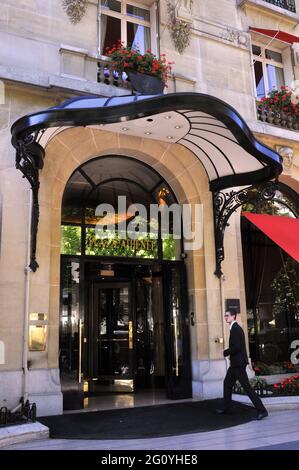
[60,257,192,403]
[88,281,133,382]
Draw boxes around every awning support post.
[213,181,277,278]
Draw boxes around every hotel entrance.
[59,156,192,410]
[88,281,134,392]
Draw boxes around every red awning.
[243,213,299,262]
[250,28,299,44]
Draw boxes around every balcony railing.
[256,101,299,131]
[262,0,296,13]
[97,57,132,91]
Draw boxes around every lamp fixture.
[122,127,129,131]
[157,187,170,205]
[165,115,172,120]
[145,132,152,135]
[175,125,181,129]
[167,136,174,139]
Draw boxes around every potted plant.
[105,43,173,95]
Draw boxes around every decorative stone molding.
[190,17,250,51]
[175,0,193,23]
[221,28,250,48]
[276,146,294,172]
[167,1,193,54]
[62,0,88,24]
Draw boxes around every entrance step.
[0,422,49,448]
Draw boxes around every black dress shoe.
[253,410,268,420]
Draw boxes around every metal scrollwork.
[213,181,278,278]
[15,132,45,272]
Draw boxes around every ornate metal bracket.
[213,181,278,278]
[15,132,45,272]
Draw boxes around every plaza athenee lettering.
[88,237,158,252]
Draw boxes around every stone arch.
[32,126,213,369]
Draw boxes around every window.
[99,0,155,56]
[242,184,299,375]
[252,43,285,99]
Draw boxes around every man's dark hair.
[227,309,237,320]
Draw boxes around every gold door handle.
[129,321,133,349]
[78,319,83,383]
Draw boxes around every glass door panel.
[91,283,133,392]
[60,259,84,410]
[164,263,192,399]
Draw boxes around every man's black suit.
[222,322,266,412]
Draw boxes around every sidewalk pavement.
[1,409,299,450]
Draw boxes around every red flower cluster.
[258,86,299,116]
[105,42,173,84]
[273,374,299,394]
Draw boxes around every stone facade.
[0,0,298,416]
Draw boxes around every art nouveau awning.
[11,92,282,272]
[11,93,282,191]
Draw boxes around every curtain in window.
[128,6,150,54]
[129,23,150,54]
[100,14,108,54]
[267,65,285,91]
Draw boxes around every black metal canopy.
[11,92,283,272]
[12,92,282,191]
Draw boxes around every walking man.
[217,309,268,420]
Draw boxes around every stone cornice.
[0,64,129,97]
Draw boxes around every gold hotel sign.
[89,237,158,252]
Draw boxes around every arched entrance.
[59,155,192,410]
[241,183,299,376]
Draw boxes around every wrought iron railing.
[97,57,132,91]
[262,0,296,13]
[0,399,37,427]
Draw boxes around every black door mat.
[39,399,256,440]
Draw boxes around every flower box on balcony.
[104,43,173,95]
[257,86,299,131]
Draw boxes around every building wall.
[0,0,298,415]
